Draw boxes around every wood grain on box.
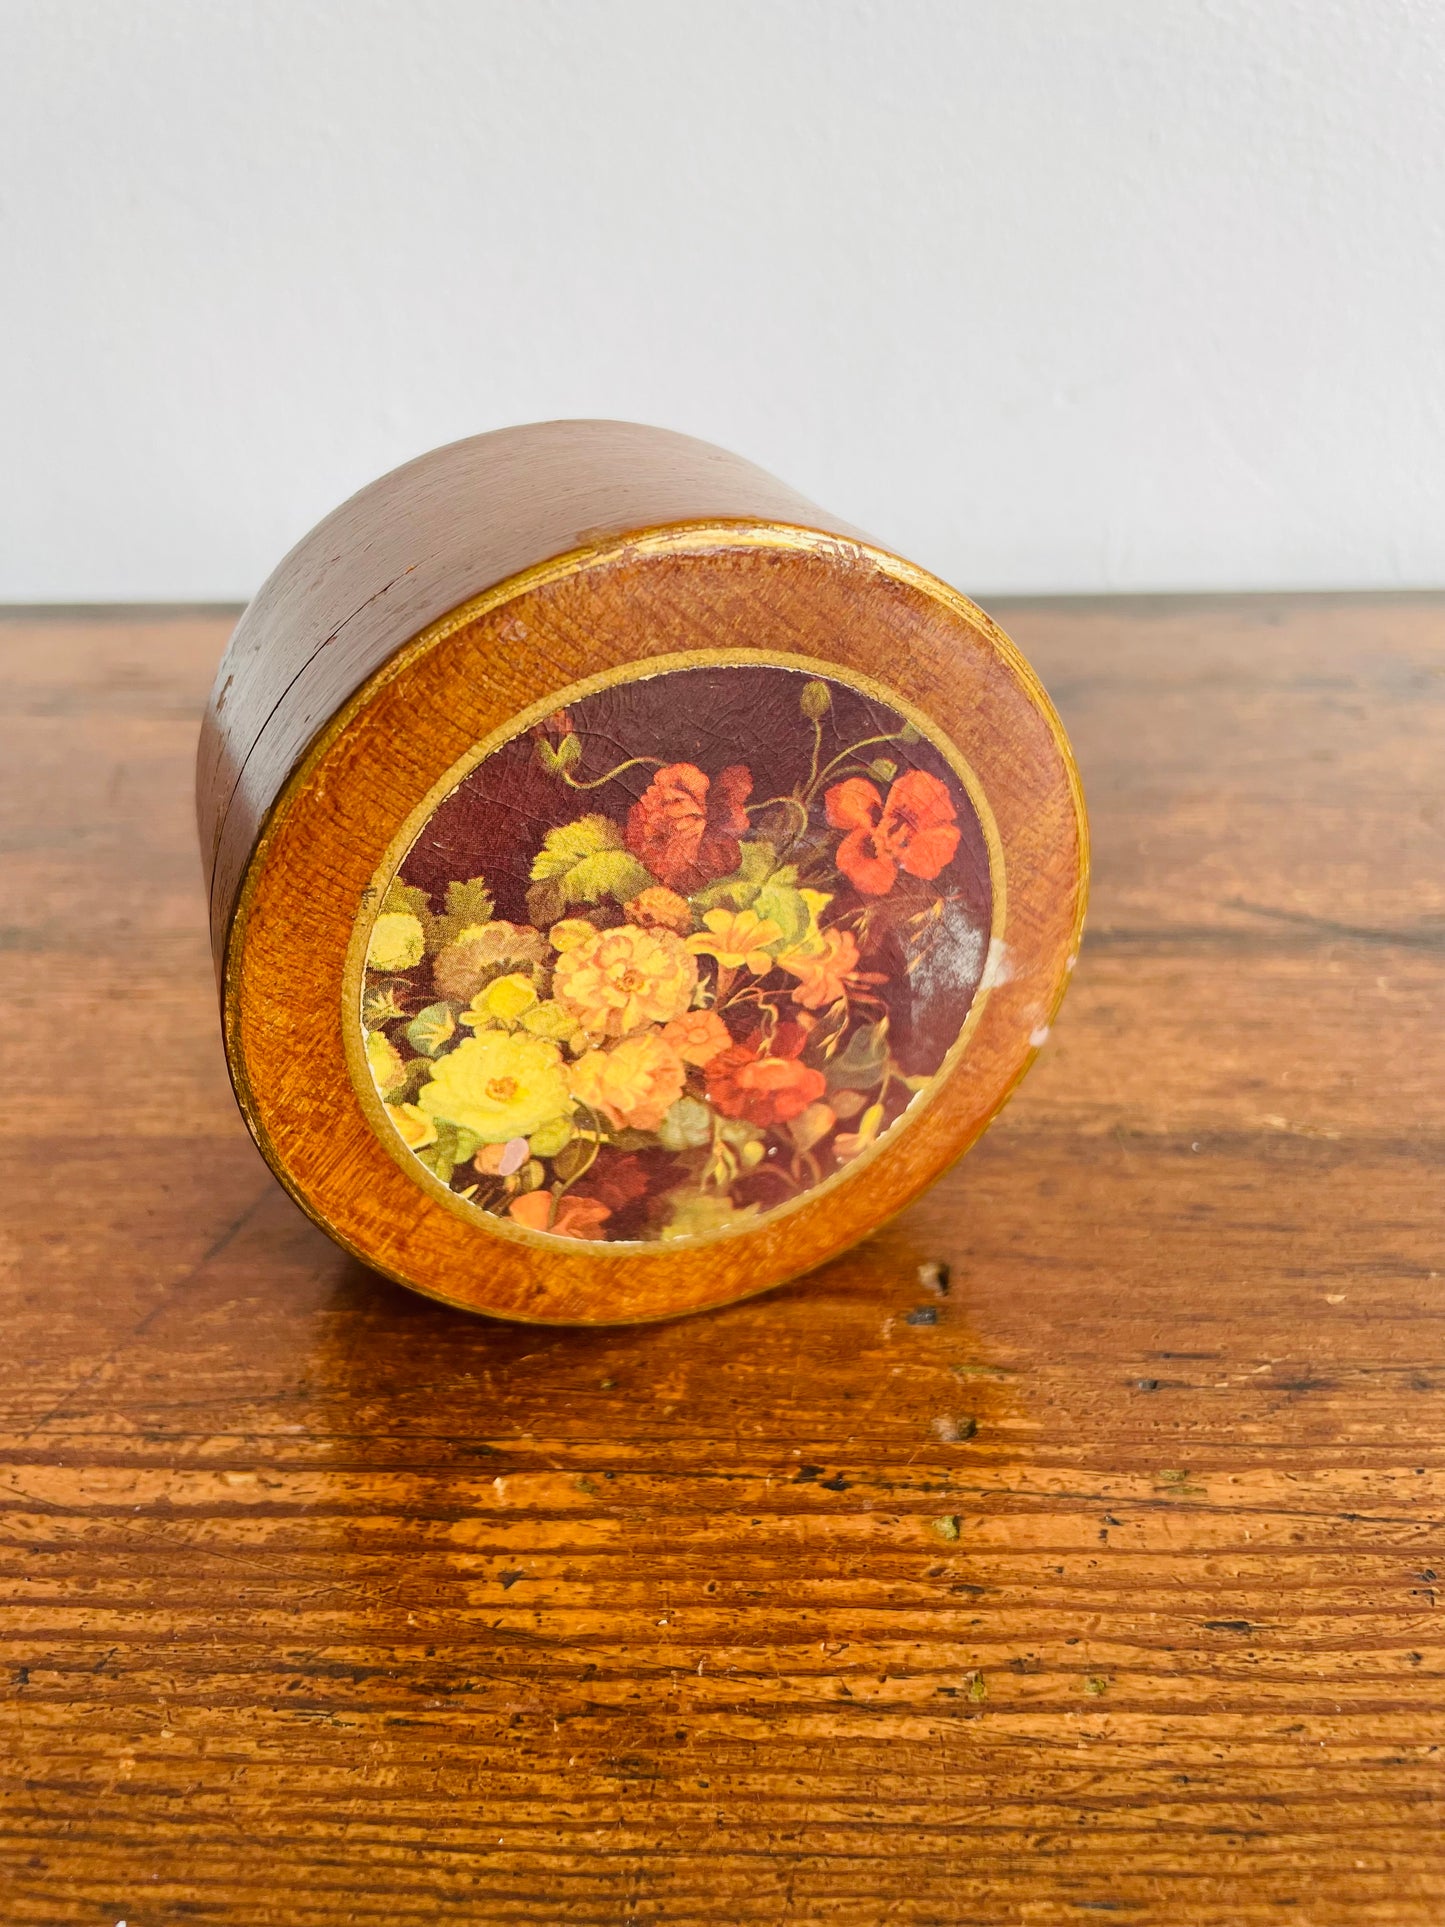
[198,425,1086,1321]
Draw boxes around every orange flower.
[825,769,960,896]
[625,885,693,933]
[508,1190,613,1240]
[568,1031,687,1131]
[705,1043,826,1127]
[625,762,752,893]
[662,1007,732,1067]
[553,923,697,1039]
[779,925,862,1009]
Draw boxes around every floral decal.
[357,662,992,1243]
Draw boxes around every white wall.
[3,0,1443,602]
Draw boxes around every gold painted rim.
[340,646,1007,1255]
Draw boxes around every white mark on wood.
[979,937,1014,991]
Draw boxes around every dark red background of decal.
[398,663,991,1080]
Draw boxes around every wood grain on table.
[1,597,1442,1925]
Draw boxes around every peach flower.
[552,923,697,1039]
[508,1191,613,1240]
[779,926,862,1009]
[661,1007,733,1067]
[568,1030,687,1132]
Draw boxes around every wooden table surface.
[2,595,1442,1926]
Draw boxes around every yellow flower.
[520,998,588,1052]
[366,910,424,973]
[797,889,833,948]
[834,1100,885,1162]
[386,1101,437,1151]
[624,885,692,933]
[553,923,697,1040]
[460,972,539,1029]
[568,1031,686,1132]
[549,917,598,953]
[365,1029,408,1099]
[686,907,783,974]
[417,1030,573,1144]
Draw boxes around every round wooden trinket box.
[198,422,1086,1324]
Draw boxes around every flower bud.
[800,679,832,721]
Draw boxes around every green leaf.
[715,1115,764,1151]
[531,814,623,881]
[691,840,782,914]
[381,880,429,920]
[827,1017,891,1090]
[526,879,569,929]
[869,757,899,783]
[535,733,583,776]
[658,1095,714,1151]
[417,1118,468,1183]
[528,815,653,909]
[751,878,812,952]
[396,1056,434,1104]
[362,984,409,1030]
[550,1136,595,1183]
[659,1192,761,1241]
[406,1001,459,1057]
[423,878,494,952]
[564,848,652,906]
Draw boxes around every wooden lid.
[198,422,1086,1323]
